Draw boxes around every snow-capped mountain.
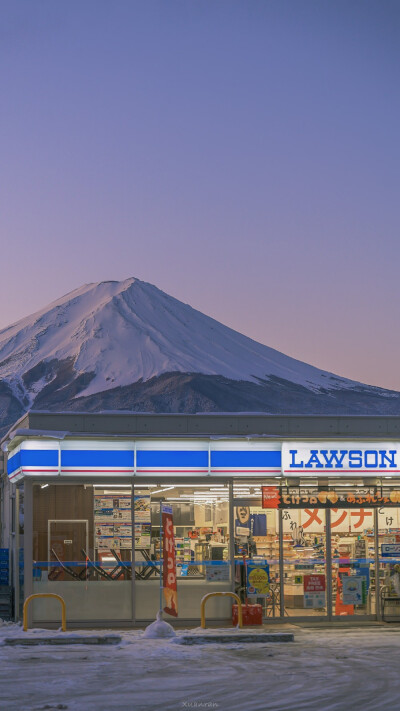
[0,277,357,400]
[0,277,399,434]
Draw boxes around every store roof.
[3,410,400,443]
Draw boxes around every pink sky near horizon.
[1,1,399,391]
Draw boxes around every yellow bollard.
[23,593,67,632]
[200,591,242,629]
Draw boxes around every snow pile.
[0,277,365,406]
[142,611,176,639]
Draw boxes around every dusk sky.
[1,1,399,390]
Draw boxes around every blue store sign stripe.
[61,450,134,468]
[8,447,282,474]
[211,450,281,468]
[136,450,208,468]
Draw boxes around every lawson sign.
[282,442,400,476]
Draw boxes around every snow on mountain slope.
[0,277,370,406]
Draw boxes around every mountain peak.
[0,277,399,434]
[0,277,362,408]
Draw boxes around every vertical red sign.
[162,504,178,617]
[262,486,281,509]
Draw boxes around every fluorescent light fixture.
[152,486,175,494]
[40,484,49,489]
[193,491,218,494]
[166,497,193,502]
[103,489,132,494]
[94,485,132,489]
[176,484,216,488]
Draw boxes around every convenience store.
[2,411,400,626]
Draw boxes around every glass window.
[32,483,133,622]
[134,483,231,622]
[233,480,280,619]
[378,505,400,619]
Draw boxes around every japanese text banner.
[162,504,178,617]
[262,486,400,509]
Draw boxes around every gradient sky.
[1,1,399,390]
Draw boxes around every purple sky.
[1,1,399,390]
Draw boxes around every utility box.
[232,603,263,626]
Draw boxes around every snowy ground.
[1,622,400,711]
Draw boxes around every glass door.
[331,507,375,617]
[282,508,328,618]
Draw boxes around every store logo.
[288,448,397,469]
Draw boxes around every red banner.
[162,504,178,617]
[262,486,281,509]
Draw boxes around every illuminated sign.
[282,442,400,475]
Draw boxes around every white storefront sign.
[282,442,400,476]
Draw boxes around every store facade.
[2,412,400,626]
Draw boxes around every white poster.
[342,576,365,605]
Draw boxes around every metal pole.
[23,481,33,624]
[131,482,135,624]
[159,500,163,613]
[326,508,333,622]
[374,508,381,620]
[13,487,19,622]
[229,480,235,594]
[279,509,284,618]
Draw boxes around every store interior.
[30,478,400,621]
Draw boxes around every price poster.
[304,575,326,609]
[134,494,151,549]
[247,563,270,598]
[94,494,133,549]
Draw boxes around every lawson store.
[2,411,400,627]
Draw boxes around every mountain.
[0,277,399,434]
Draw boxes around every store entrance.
[331,508,376,617]
[280,506,377,619]
[282,508,328,617]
